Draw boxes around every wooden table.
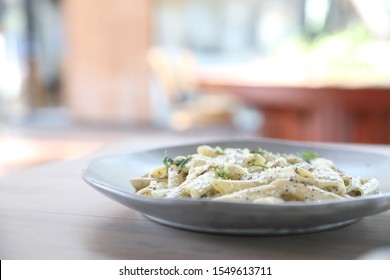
[1,133,389,259]
[199,76,390,144]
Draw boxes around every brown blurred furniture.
[61,0,151,124]
[200,78,390,143]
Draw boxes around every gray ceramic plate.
[82,138,390,235]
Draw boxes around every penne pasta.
[131,145,381,203]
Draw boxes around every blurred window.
[152,0,390,85]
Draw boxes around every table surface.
[1,132,390,260]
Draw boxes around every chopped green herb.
[297,151,319,162]
[215,146,225,155]
[163,151,192,172]
[217,169,230,180]
[250,148,267,155]
[249,163,269,169]
[174,156,192,173]
[163,155,174,169]
[212,165,230,179]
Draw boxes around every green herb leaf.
[212,165,230,179]
[217,169,230,180]
[163,156,174,169]
[215,146,225,155]
[250,148,267,155]
[174,156,192,173]
[249,163,269,169]
[297,151,319,162]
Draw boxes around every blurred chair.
[146,47,239,131]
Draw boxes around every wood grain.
[1,136,389,259]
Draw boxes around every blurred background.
[1,0,390,176]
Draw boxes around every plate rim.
[82,137,390,235]
[82,137,390,209]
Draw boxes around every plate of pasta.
[82,138,390,235]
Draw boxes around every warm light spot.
[0,137,104,177]
[170,110,193,131]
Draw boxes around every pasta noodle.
[130,145,381,203]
